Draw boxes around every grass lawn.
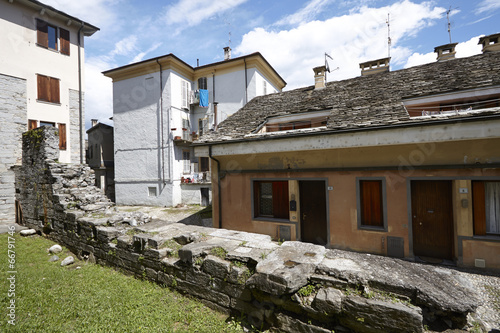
[0,233,245,332]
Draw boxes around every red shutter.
[472,181,486,236]
[272,181,289,219]
[50,77,60,103]
[58,123,67,150]
[28,119,38,130]
[360,180,383,227]
[60,28,70,55]
[36,19,48,48]
[37,74,49,102]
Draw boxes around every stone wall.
[15,127,483,333]
[0,73,26,224]
[69,89,83,164]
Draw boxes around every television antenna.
[386,13,391,58]
[324,53,338,82]
[446,7,459,43]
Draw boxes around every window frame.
[199,157,209,172]
[356,177,388,231]
[37,74,60,104]
[473,180,500,237]
[252,180,290,221]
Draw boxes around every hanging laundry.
[199,89,209,107]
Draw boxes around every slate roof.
[197,51,500,144]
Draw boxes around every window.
[253,181,289,220]
[148,187,157,197]
[183,150,191,174]
[37,74,60,104]
[58,123,66,150]
[59,28,70,55]
[262,80,267,95]
[28,120,38,130]
[357,178,387,230]
[181,80,189,108]
[473,181,500,236]
[199,157,209,172]
[39,121,55,127]
[198,77,207,90]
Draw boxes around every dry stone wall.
[15,127,482,333]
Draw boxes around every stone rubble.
[14,127,494,333]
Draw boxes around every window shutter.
[37,74,49,102]
[272,181,289,219]
[58,123,67,150]
[200,157,209,172]
[50,77,60,103]
[181,81,188,108]
[36,19,48,48]
[60,28,70,55]
[28,119,38,130]
[473,181,486,235]
[360,180,383,226]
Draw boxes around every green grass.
[0,234,244,333]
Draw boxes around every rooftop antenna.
[224,18,232,48]
[386,13,391,58]
[446,7,452,43]
[324,53,338,82]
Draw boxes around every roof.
[19,0,99,36]
[102,52,286,89]
[196,51,500,145]
[86,122,113,134]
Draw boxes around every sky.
[40,0,500,129]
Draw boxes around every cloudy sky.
[41,0,500,129]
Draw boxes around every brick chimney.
[478,33,500,53]
[224,46,231,60]
[313,66,327,89]
[359,57,390,76]
[434,43,458,61]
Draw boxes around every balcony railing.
[180,171,211,184]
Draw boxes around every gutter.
[208,146,222,229]
[78,22,84,164]
[156,59,167,185]
[193,112,500,147]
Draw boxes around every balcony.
[172,128,192,145]
[180,171,211,184]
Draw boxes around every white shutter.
[181,81,188,108]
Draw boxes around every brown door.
[300,181,328,245]
[411,180,453,260]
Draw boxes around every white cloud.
[164,0,248,33]
[131,42,163,63]
[275,0,333,26]
[236,0,445,89]
[476,0,500,14]
[85,57,114,129]
[403,35,483,69]
[110,35,139,57]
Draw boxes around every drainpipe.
[156,59,166,186]
[244,58,248,105]
[209,146,222,228]
[212,71,216,127]
[78,23,84,164]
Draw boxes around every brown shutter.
[360,180,383,227]
[272,181,289,219]
[472,181,486,236]
[294,121,312,129]
[36,19,48,48]
[60,28,70,55]
[200,157,209,172]
[37,74,49,101]
[58,123,67,150]
[50,77,60,103]
[28,119,38,130]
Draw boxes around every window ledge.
[471,235,500,242]
[358,225,387,232]
[252,217,294,224]
[36,100,61,106]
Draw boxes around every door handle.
[302,213,306,220]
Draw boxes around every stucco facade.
[104,51,286,207]
[0,0,98,224]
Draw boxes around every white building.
[103,49,286,207]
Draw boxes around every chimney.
[91,119,98,127]
[434,43,458,61]
[359,57,390,76]
[478,33,500,53]
[313,66,327,89]
[224,46,231,60]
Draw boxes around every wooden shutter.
[60,28,70,55]
[272,181,289,219]
[28,119,38,130]
[199,157,209,172]
[360,180,383,227]
[37,74,49,102]
[294,121,312,129]
[58,123,67,150]
[50,77,60,103]
[36,19,48,48]
[472,181,486,236]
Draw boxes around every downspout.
[212,71,216,128]
[156,59,166,185]
[209,146,222,229]
[78,23,84,164]
[244,58,248,105]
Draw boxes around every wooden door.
[411,180,453,260]
[300,181,328,245]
